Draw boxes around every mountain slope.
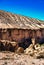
[0,10,44,30]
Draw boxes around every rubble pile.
[24,43,44,58]
[0,40,19,52]
[0,40,44,59]
[0,40,24,53]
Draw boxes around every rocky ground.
[0,51,44,65]
[0,41,44,65]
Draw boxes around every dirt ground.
[0,51,44,65]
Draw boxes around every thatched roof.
[0,10,44,30]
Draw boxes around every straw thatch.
[0,10,44,30]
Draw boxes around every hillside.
[0,10,44,65]
[0,10,44,30]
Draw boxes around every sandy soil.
[0,51,44,65]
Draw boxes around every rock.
[25,43,44,58]
[37,47,44,58]
[10,42,18,46]
[10,42,19,52]
[14,44,19,50]
[34,43,41,50]
[16,47,24,53]
[24,44,34,56]
[0,40,19,52]
[34,44,44,58]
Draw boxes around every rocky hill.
[0,10,44,30]
[0,10,44,65]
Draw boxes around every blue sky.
[0,0,44,20]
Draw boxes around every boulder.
[34,44,44,58]
[16,47,24,53]
[10,42,19,50]
[24,44,34,56]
